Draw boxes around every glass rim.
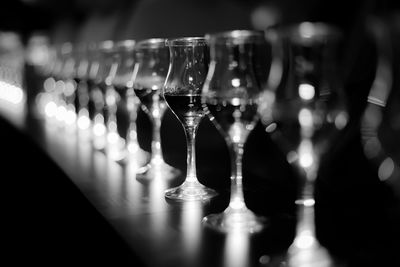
[206,30,265,44]
[165,37,207,46]
[277,22,342,43]
[135,38,166,50]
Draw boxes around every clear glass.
[132,38,180,180]
[201,30,267,233]
[259,23,348,265]
[361,16,400,198]
[163,37,217,201]
[110,40,148,166]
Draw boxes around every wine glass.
[259,22,347,266]
[89,40,116,150]
[35,43,58,119]
[361,15,400,198]
[109,39,148,165]
[75,42,95,134]
[53,42,73,126]
[25,33,52,116]
[201,30,267,233]
[132,38,180,179]
[104,40,131,162]
[163,37,218,201]
[39,43,61,120]
[60,44,78,129]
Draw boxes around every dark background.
[1,0,397,43]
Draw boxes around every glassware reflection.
[60,44,78,130]
[27,34,51,116]
[180,201,203,257]
[49,42,72,126]
[111,40,149,168]
[90,40,116,150]
[111,40,149,169]
[105,40,131,162]
[202,30,267,233]
[75,42,94,138]
[132,38,180,180]
[147,171,169,237]
[86,43,101,132]
[259,22,347,266]
[163,37,217,201]
[223,230,251,267]
[34,39,55,117]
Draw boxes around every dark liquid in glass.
[164,94,205,127]
[134,88,160,116]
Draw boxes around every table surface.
[2,96,400,267]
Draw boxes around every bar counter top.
[1,98,400,267]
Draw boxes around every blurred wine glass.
[37,44,58,120]
[163,37,217,201]
[28,34,54,117]
[75,42,94,135]
[132,38,180,180]
[52,42,73,126]
[201,30,267,233]
[89,40,116,150]
[25,33,51,114]
[110,39,148,166]
[60,43,78,129]
[361,15,400,199]
[259,22,348,266]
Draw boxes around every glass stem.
[107,113,116,133]
[151,115,163,164]
[127,93,139,148]
[228,142,246,211]
[295,198,316,237]
[184,124,200,184]
[150,93,166,164]
[127,117,139,153]
[295,163,319,242]
[300,174,316,202]
[128,120,138,143]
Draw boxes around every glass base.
[110,147,150,168]
[202,207,266,234]
[165,180,218,201]
[136,157,180,181]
